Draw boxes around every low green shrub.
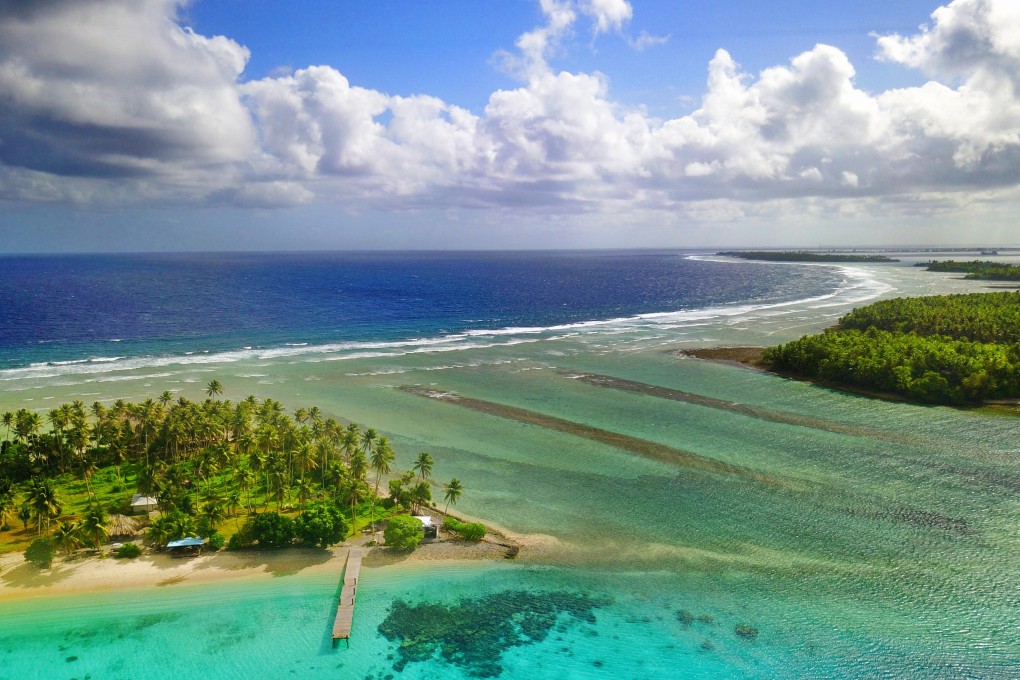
[444,518,486,541]
[114,542,142,559]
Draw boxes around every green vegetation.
[763,292,1020,404]
[444,518,486,541]
[919,260,1020,281]
[718,251,898,263]
[24,536,56,568]
[0,385,465,560]
[384,515,423,550]
[293,502,349,548]
[114,542,142,559]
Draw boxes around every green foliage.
[148,510,196,545]
[388,474,412,509]
[25,536,56,568]
[205,533,225,551]
[763,292,1020,404]
[114,542,142,559]
[444,518,486,541]
[294,502,349,548]
[238,511,295,549]
[227,526,254,551]
[0,390,468,556]
[719,251,898,263]
[922,260,1020,281]
[384,515,423,550]
[0,443,34,483]
[838,291,1020,343]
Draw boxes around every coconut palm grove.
[0,380,470,565]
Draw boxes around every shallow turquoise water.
[2,260,1018,678]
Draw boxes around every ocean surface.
[1,250,1018,679]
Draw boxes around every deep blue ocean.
[0,250,841,369]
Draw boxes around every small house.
[413,515,438,539]
[130,494,159,515]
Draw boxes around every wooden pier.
[332,548,363,646]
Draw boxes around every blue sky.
[2,0,1019,252]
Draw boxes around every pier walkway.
[332,548,363,646]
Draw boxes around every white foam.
[0,258,893,383]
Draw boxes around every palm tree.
[296,442,317,485]
[53,520,82,556]
[348,450,368,533]
[227,490,242,518]
[15,409,42,443]
[17,504,32,532]
[341,424,360,465]
[201,500,226,531]
[0,480,15,530]
[79,505,109,556]
[442,478,463,517]
[412,451,434,482]
[1,411,12,442]
[297,479,313,511]
[369,437,395,532]
[206,379,224,399]
[360,427,378,456]
[27,478,61,534]
[158,390,173,407]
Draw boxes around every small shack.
[413,515,438,539]
[166,536,207,557]
[108,514,141,540]
[130,494,159,515]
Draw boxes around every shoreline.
[0,523,523,604]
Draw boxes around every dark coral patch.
[378,590,609,678]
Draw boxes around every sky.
[1,0,1019,252]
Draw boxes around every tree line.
[920,260,1020,281]
[718,251,898,263]
[762,292,1020,404]
[1,380,466,561]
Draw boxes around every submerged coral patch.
[377,590,609,677]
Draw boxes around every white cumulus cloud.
[1,0,1019,237]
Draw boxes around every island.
[918,260,1020,281]
[0,383,515,582]
[686,291,1020,407]
[717,251,900,263]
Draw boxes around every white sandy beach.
[0,525,527,604]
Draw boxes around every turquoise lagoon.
[1,257,1018,678]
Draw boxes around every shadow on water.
[567,371,1020,497]
[564,371,919,445]
[318,567,347,657]
[399,385,790,488]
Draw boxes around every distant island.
[760,291,1020,405]
[718,251,900,263]
[686,291,1020,408]
[918,260,1020,281]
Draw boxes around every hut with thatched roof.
[108,514,141,540]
